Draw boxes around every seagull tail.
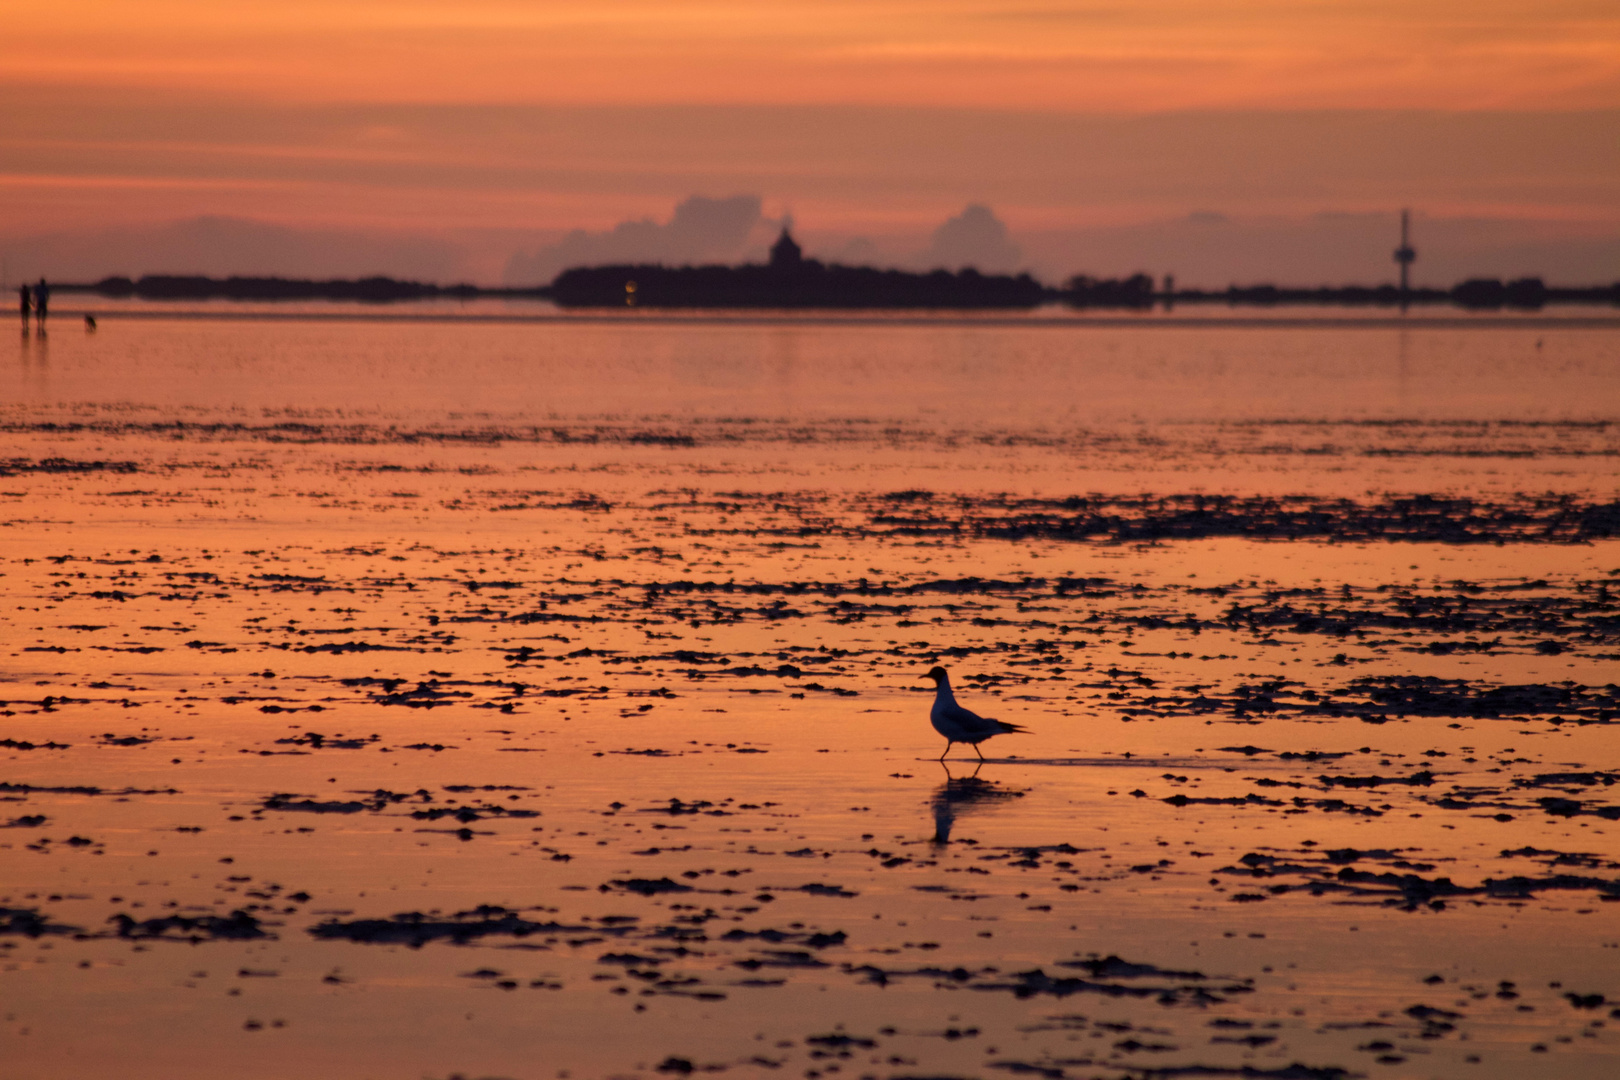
[995,720,1030,734]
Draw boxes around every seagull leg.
[973,742,986,763]
[939,741,953,762]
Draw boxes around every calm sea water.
[2,313,1618,1080]
[11,311,1617,421]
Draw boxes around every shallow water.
[2,315,1619,1080]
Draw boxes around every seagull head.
[921,666,948,685]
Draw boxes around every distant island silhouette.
[551,229,1045,309]
[53,227,1620,312]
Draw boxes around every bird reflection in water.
[930,763,1025,844]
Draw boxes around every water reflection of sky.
[1,316,1618,1079]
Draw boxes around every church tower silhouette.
[769,227,802,269]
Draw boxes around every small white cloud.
[916,204,1021,272]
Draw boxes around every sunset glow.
[5,7,1620,1080]
[3,1,1617,283]
[12,1,1620,108]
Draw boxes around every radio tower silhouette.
[1393,209,1416,310]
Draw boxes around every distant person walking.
[33,278,48,328]
[17,283,28,326]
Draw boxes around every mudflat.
[2,315,1618,1079]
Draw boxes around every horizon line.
[39,308,1620,331]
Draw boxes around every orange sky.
[3,2,1618,278]
[11,1,1620,109]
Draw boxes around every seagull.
[921,666,1028,762]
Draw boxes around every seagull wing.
[940,701,1012,738]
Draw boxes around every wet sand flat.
[2,316,1619,1079]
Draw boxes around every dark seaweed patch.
[0,781,178,796]
[606,878,695,896]
[0,907,81,937]
[2,814,47,827]
[0,457,139,476]
[110,909,269,941]
[1216,848,1620,908]
[309,906,590,947]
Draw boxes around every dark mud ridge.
[864,492,1620,545]
[310,907,593,947]
[110,910,270,942]
[1215,847,1620,911]
[0,907,269,942]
